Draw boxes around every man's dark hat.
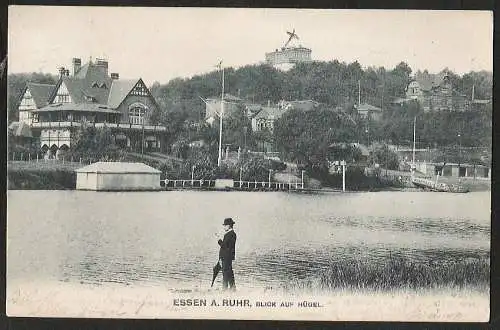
[223,218,235,225]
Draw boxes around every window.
[129,103,147,125]
[55,94,70,103]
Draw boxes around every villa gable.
[50,80,73,104]
[111,79,159,125]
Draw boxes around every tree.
[222,105,252,148]
[274,108,357,169]
[368,144,399,170]
[68,125,121,161]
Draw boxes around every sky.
[8,7,493,85]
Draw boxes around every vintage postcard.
[6,6,492,321]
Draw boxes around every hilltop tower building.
[265,29,312,71]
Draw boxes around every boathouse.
[75,162,161,191]
[414,161,490,179]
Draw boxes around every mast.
[412,116,416,174]
[217,61,225,167]
[358,80,361,105]
[471,84,475,102]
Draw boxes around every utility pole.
[243,126,247,152]
[240,167,243,188]
[341,160,346,192]
[217,60,225,167]
[141,120,145,155]
[385,146,388,176]
[358,80,361,105]
[191,165,195,185]
[412,116,416,174]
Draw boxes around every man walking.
[218,218,237,290]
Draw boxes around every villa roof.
[253,106,283,120]
[207,93,243,102]
[107,79,140,108]
[75,161,161,174]
[472,99,491,104]
[278,99,319,111]
[413,71,448,91]
[34,103,121,113]
[59,75,113,105]
[391,97,412,104]
[223,93,242,102]
[26,82,56,108]
[244,103,263,111]
[38,59,154,112]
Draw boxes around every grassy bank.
[7,161,79,190]
[283,254,489,293]
[311,166,406,191]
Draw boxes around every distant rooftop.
[355,103,382,112]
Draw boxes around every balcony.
[30,121,166,131]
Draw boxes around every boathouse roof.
[75,161,161,174]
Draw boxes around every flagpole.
[412,116,416,174]
[358,80,361,105]
[217,62,225,167]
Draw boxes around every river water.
[7,190,490,290]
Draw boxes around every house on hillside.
[14,57,166,158]
[244,103,264,118]
[405,71,469,112]
[355,103,383,121]
[204,93,244,125]
[251,106,284,132]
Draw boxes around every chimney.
[95,58,109,76]
[72,58,81,76]
[111,73,119,80]
[58,66,66,77]
[65,69,70,76]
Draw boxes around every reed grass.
[283,254,489,292]
[7,167,76,189]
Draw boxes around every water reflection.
[7,190,490,290]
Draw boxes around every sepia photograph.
[6,6,492,321]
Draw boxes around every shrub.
[8,168,76,190]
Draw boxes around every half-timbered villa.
[16,57,166,158]
[405,71,469,112]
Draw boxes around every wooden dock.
[411,176,469,193]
